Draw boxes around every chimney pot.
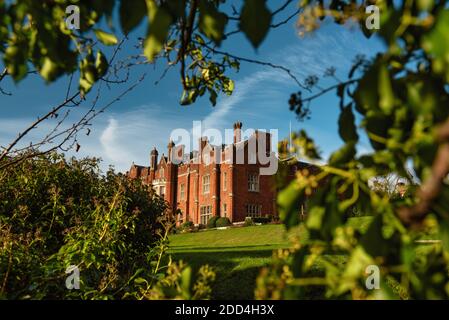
[233,121,242,144]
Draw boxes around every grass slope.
[167,217,376,299]
[168,224,292,299]
[168,216,440,299]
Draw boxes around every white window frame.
[159,186,165,197]
[246,204,262,217]
[200,205,212,225]
[248,174,259,192]
[180,183,185,200]
[202,175,210,194]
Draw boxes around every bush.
[0,152,171,299]
[252,217,271,224]
[244,217,254,226]
[207,216,219,228]
[181,221,194,231]
[215,217,231,228]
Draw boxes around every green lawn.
[168,224,294,299]
[168,216,440,299]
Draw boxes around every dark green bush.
[0,152,169,299]
[252,217,271,224]
[244,217,254,226]
[215,217,231,228]
[206,216,219,228]
[181,221,194,231]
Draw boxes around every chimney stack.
[150,147,158,170]
[233,121,242,144]
[167,140,175,163]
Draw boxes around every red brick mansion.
[128,122,310,225]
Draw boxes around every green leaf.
[239,0,272,48]
[199,0,228,45]
[306,206,325,230]
[144,1,172,62]
[40,57,59,82]
[95,51,109,78]
[439,220,449,254]
[354,61,380,115]
[378,64,394,114]
[338,104,359,143]
[360,214,391,257]
[180,266,192,299]
[134,277,148,285]
[209,89,217,106]
[364,112,392,151]
[119,0,147,34]
[94,29,118,46]
[277,181,303,229]
[422,10,449,81]
[328,141,356,166]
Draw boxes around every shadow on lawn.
[169,247,275,300]
[170,244,284,252]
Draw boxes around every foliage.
[181,221,195,231]
[3,0,449,300]
[267,0,449,299]
[252,217,272,224]
[244,217,254,227]
[0,0,285,103]
[0,152,215,299]
[133,261,216,300]
[215,217,231,228]
[207,216,220,229]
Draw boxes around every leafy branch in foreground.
[258,0,449,300]
[0,0,304,105]
[0,37,149,170]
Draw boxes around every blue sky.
[0,2,385,172]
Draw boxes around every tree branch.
[398,117,449,225]
[198,42,309,91]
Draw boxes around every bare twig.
[198,42,309,91]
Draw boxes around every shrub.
[0,152,181,299]
[215,217,231,228]
[206,216,219,228]
[244,217,254,226]
[181,221,194,231]
[252,217,271,224]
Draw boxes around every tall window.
[223,203,227,217]
[202,175,210,194]
[159,168,164,178]
[223,172,227,191]
[248,174,259,192]
[200,205,212,225]
[246,204,261,217]
[180,183,185,200]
